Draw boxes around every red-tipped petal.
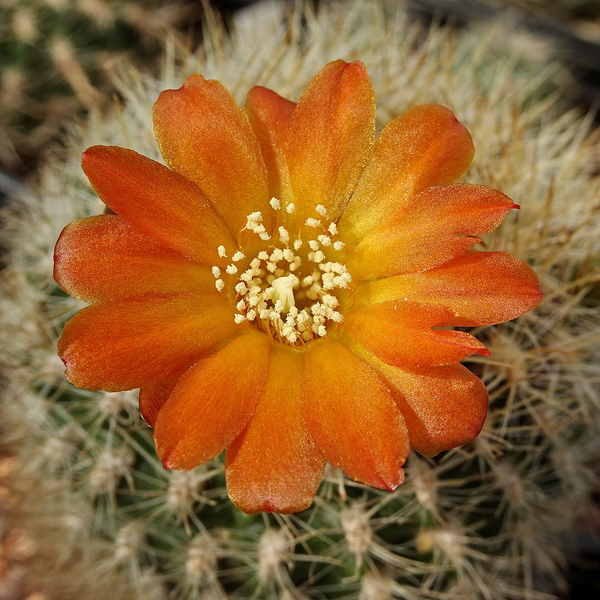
[339,104,474,240]
[245,86,295,203]
[153,74,271,235]
[285,60,375,223]
[54,215,214,303]
[343,301,489,369]
[155,332,271,471]
[348,184,517,280]
[355,251,543,326]
[226,346,326,514]
[57,294,237,392]
[82,146,236,263]
[303,340,408,491]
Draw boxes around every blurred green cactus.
[1,1,599,599]
[0,0,198,173]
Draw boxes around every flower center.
[211,199,352,347]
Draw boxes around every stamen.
[278,227,289,243]
[221,202,352,346]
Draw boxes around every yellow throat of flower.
[211,199,352,346]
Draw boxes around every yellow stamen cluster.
[211,199,351,346]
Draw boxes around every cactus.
[1,1,600,598]
[0,0,198,174]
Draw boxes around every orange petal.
[139,374,182,428]
[153,75,271,235]
[57,294,237,392]
[339,104,474,241]
[302,340,408,491]
[225,346,326,514]
[285,60,375,223]
[245,86,295,203]
[382,363,488,457]
[54,215,214,303]
[82,146,236,263]
[154,332,271,470]
[343,301,489,368]
[351,340,488,456]
[348,184,517,280]
[355,251,543,326]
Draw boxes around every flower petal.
[54,215,214,303]
[351,340,488,456]
[57,294,237,392]
[303,340,408,491]
[153,74,271,234]
[339,104,474,240]
[285,60,375,223]
[348,184,517,280]
[245,86,295,203]
[226,346,326,514]
[381,363,488,457]
[154,332,271,470]
[139,375,182,428]
[355,251,543,326]
[343,301,489,368]
[82,146,235,263]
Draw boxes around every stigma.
[211,199,351,346]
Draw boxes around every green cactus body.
[0,0,196,172]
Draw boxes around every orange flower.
[54,60,543,514]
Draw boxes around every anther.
[278,227,289,243]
